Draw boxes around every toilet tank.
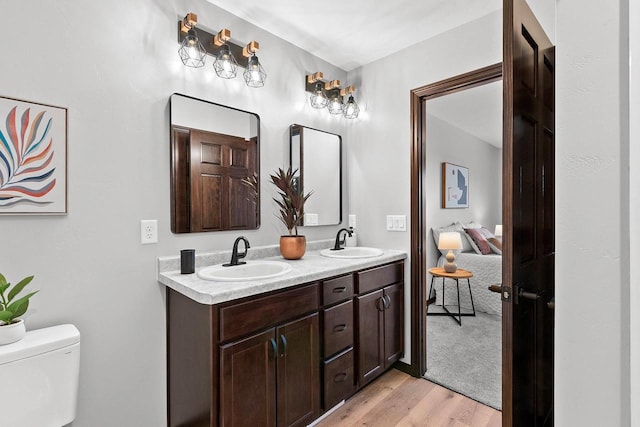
[0,324,80,427]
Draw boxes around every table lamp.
[438,232,463,273]
[494,224,503,237]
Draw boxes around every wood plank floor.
[316,369,502,427]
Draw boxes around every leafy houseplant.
[270,167,312,259]
[0,273,38,345]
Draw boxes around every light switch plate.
[386,215,407,232]
[348,214,357,229]
[304,213,319,226]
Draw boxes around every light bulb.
[243,54,267,88]
[310,82,328,109]
[178,29,206,68]
[343,95,360,119]
[213,45,238,79]
[327,94,344,115]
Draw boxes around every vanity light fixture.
[342,86,360,119]
[327,91,344,115]
[307,73,329,108]
[178,13,207,68]
[177,13,267,87]
[305,73,360,119]
[243,41,267,87]
[212,29,238,79]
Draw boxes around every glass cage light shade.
[310,82,328,109]
[178,29,207,68]
[343,95,360,119]
[243,54,267,87]
[327,94,344,115]
[213,45,239,79]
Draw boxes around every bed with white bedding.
[431,252,502,316]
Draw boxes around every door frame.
[408,62,503,377]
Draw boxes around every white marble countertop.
[157,244,407,305]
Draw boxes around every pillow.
[463,221,482,229]
[431,222,473,255]
[464,227,492,255]
[487,237,502,255]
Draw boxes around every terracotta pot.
[0,318,26,345]
[279,235,306,260]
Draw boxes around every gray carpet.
[424,305,502,410]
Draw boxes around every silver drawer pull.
[332,286,347,293]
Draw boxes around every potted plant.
[270,167,312,260]
[0,273,38,345]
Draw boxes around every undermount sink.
[320,247,384,259]
[197,260,292,282]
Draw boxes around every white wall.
[630,0,639,425]
[425,115,502,266]
[556,0,631,425]
[0,1,349,425]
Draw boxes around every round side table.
[427,267,476,326]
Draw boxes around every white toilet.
[0,324,80,427]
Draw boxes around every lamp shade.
[438,232,463,250]
[494,224,503,237]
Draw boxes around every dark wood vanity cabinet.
[320,275,355,410]
[167,260,404,427]
[356,263,404,387]
[220,313,319,427]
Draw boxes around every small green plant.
[0,273,38,325]
[269,167,312,236]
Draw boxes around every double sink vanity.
[158,240,406,427]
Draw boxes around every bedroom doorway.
[408,64,504,411]
[422,74,504,410]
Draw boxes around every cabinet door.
[383,283,403,367]
[356,289,385,386]
[276,313,320,427]
[220,329,277,427]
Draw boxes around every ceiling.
[427,80,503,148]
[206,0,504,146]
[206,0,502,71]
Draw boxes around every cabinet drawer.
[356,262,403,294]
[322,274,354,306]
[220,284,319,343]
[323,300,353,358]
[324,348,354,410]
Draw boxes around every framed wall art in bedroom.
[442,162,469,209]
[0,96,68,215]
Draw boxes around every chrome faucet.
[332,228,353,251]
[224,236,250,267]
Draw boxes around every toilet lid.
[0,324,80,364]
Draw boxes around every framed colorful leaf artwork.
[441,162,469,209]
[0,96,67,214]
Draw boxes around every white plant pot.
[0,318,26,345]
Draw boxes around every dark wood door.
[504,0,555,424]
[276,313,320,427]
[356,289,384,386]
[220,329,277,427]
[189,129,257,232]
[383,283,404,366]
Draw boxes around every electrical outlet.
[140,220,158,244]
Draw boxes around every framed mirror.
[290,124,342,226]
[170,93,260,233]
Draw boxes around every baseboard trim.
[394,361,420,377]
